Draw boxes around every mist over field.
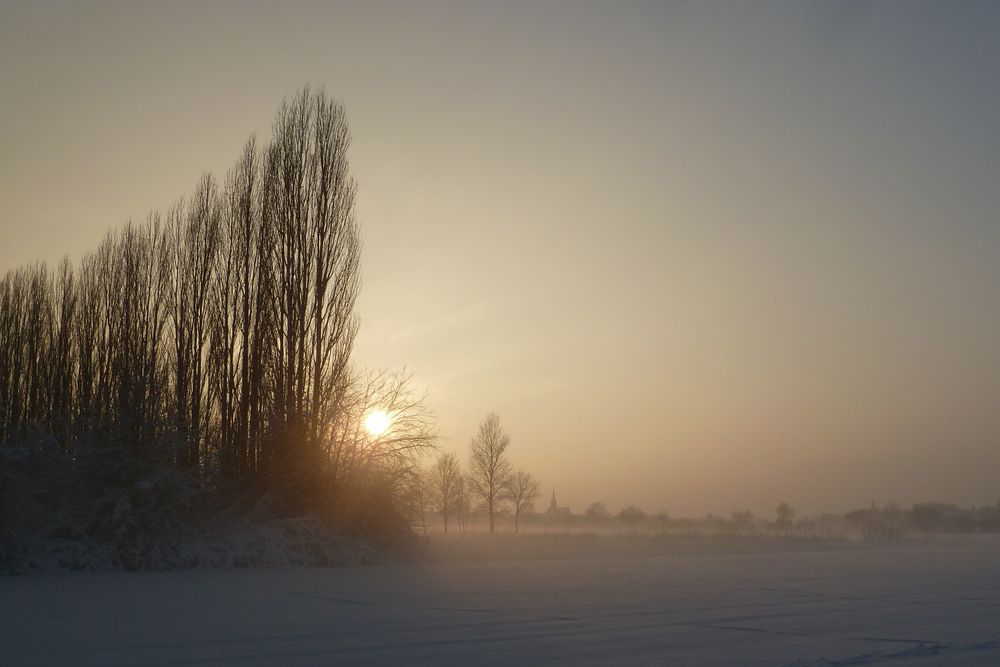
[4,1,1000,665]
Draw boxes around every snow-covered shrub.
[0,438,417,573]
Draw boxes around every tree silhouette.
[428,453,463,533]
[775,502,795,532]
[731,510,755,535]
[503,469,540,535]
[0,86,433,531]
[618,505,647,527]
[585,502,610,521]
[467,413,512,534]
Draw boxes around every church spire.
[550,489,557,510]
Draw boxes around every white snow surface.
[3,539,1000,665]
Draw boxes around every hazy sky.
[3,1,1000,516]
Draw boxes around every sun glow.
[364,409,392,437]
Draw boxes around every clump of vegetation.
[0,87,436,572]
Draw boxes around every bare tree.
[167,182,221,470]
[73,252,102,438]
[467,413,512,534]
[731,510,755,535]
[328,369,436,501]
[264,87,360,479]
[775,502,795,533]
[401,467,428,535]
[585,502,609,521]
[455,476,471,534]
[427,453,462,533]
[47,258,76,445]
[618,505,647,528]
[0,268,29,440]
[502,469,539,535]
[23,264,50,435]
[0,86,437,539]
[0,271,17,440]
[220,137,267,478]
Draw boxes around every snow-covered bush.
[0,439,416,574]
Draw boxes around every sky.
[2,0,1000,517]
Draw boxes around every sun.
[364,409,392,437]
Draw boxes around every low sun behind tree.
[0,86,436,542]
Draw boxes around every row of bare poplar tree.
[0,87,433,512]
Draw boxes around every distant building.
[545,490,572,518]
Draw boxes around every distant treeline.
[423,500,1000,540]
[0,87,433,522]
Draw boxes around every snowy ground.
[3,539,1000,665]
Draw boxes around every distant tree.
[585,502,610,521]
[503,470,540,535]
[618,505,647,527]
[775,502,795,532]
[427,453,463,533]
[911,503,941,536]
[731,510,755,534]
[467,413,512,534]
[455,476,472,534]
[882,502,907,541]
[400,467,428,535]
[846,505,881,540]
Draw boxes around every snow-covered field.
[3,539,1000,665]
